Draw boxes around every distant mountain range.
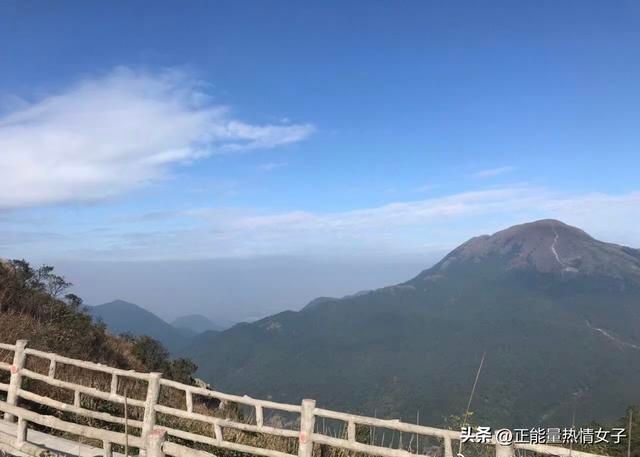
[183,220,640,427]
[88,300,224,352]
[171,314,226,336]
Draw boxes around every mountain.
[171,314,224,336]
[0,260,199,384]
[89,300,190,352]
[302,290,372,312]
[184,220,640,427]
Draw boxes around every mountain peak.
[429,219,640,278]
[498,219,592,239]
[89,300,190,352]
[99,299,142,309]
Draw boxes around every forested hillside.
[185,220,640,427]
[0,253,638,457]
[0,259,196,382]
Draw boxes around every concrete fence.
[0,339,605,457]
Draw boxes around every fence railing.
[0,339,606,457]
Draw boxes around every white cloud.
[141,187,640,256]
[210,187,547,234]
[472,166,515,178]
[259,161,288,171]
[4,187,640,261]
[0,67,314,208]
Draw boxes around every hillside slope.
[185,220,640,427]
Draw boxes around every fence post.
[495,441,515,457]
[103,441,113,457]
[141,372,162,456]
[444,436,453,457]
[298,399,316,457]
[5,339,28,422]
[16,417,27,445]
[146,428,166,457]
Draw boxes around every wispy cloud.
[0,67,314,209]
[45,187,638,261]
[4,180,640,261]
[259,162,288,171]
[207,187,546,233]
[472,166,515,178]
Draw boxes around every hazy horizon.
[30,217,640,323]
[53,253,442,323]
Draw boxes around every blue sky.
[1,2,640,318]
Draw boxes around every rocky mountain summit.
[428,219,640,278]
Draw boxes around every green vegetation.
[1,220,639,457]
[574,406,640,457]
[124,334,197,384]
[184,221,640,428]
[0,259,197,380]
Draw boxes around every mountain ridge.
[89,299,191,352]
[184,219,640,427]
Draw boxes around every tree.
[128,335,170,372]
[168,358,198,384]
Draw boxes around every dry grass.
[2,344,581,457]
[3,347,456,457]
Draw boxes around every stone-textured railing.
[0,340,605,457]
